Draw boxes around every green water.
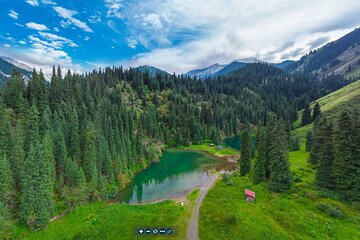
[224,136,241,150]
[224,135,256,150]
[118,149,217,203]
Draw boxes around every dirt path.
[186,174,218,240]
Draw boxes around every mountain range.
[286,27,360,78]
[185,58,297,79]
[0,56,32,82]
[1,27,360,82]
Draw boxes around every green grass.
[16,200,191,240]
[199,146,360,240]
[293,79,360,129]
[293,79,360,141]
[187,188,200,202]
[344,66,360,79]
[178,141,238,156]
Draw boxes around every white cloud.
[42,0,56,5]
[27,33,78,50]
[120,0,360,73]
[126,37,138,49]
[53,6,93,32]
[4,44,11,48]
[26,0,39,6]
[84,36,90,41]
[0,42,83,78]
[143,14,163,29]
[88,12,102,24]
[26,22,49,31]
[38,32,78,47]
[53,27,60,32]
[19,40,27,44]
[8,10,19,20]
[60,20,71,28]
[104,0,123,18]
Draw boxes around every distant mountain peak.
[0,56,32,82]
[186,63,226,78]
[233,57,263,63]
[136,65,170,76]
[0,56,33,72]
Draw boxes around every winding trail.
[186,174,218,240]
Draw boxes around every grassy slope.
[199,146,360,240]
[178,141,238,156]
[17,188,202,240]
[293,79,360,140]
[344,66,360,79]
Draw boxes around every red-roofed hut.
[244,189,256,202]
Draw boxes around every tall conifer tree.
[253,127,266,184]
[240,124,251,176]
[268,121,292,192]
[21,143,54,229]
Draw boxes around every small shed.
[217,145,223,150]
[244,189,256,202]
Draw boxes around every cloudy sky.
[1,0,360,74]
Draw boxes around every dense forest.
[0,63,353,233]
[309,108,360,202]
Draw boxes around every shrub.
[315,202,345,219]
[225,214,238,225]
[222,173,233,186]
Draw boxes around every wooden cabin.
[244,189,256,202]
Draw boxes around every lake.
[224,136,241,150]
[117,149,217,203]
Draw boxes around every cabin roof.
[245,189,255,198]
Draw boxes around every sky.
[1,0,360,75]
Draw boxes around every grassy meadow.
[15,188,202,240]
[178,141,238,156]
[199,145,360,240]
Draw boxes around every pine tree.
[312,102,321,120]
[24,104,40,153]
[0,200,14,238]
[333,111,356,199]
[21,143,54,229]
[268,121,292,192]
[42,133,56,191]
[301,103,312,126]
[83,122,98,190]
[3,72,27,115]
[240,125,251,176]
[53,128,68,177]
[351,109,360,201]
[309,118,322,164]
[253,127,266,184]
[68,107,81,162]
[0,154,14,209]
[0,102,13,156]
[305,131,313,152]
[315,117,335,190]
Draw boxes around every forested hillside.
[286,27,360,78]
[0,63,353,235]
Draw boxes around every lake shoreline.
[115,146,238,205]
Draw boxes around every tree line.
[310,109,360,202]
[239,116,292,192]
